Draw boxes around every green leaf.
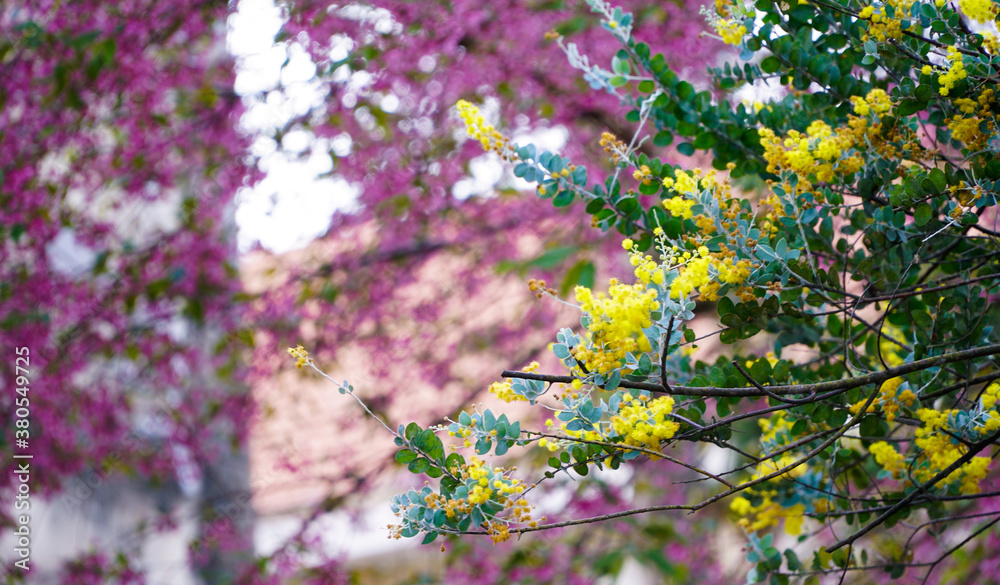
[653,130,674,147]
[910,310,932,328]
[528,246,576,269]
[772,360,790,382]
[676,81,694,100]
[408,457,431,474]
[720,329,739,344]
[692,132,718,149]
[413,430,445,460]
[914,203,932,226]
[750,358,772,383]
[915,83,933,102]
[561,260,595,295]
[721,313,743,329]
[895,99,921,116]
[395,449,417,464]
[637,352,652,375]
[860,415,880,437]
[663,218,684,238]
[553,190,575,207]
[761,55,781,73]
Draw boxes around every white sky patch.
[234,140,359,252]
[229,0,358,253]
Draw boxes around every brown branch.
[661,313,675,394]
[502,341,1000,397]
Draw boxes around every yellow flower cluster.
[573,280,659,374]
[599,131,628,164]
[758,115,862,183]
[286,345,312,370]
[849,377,918,422]
[760,84,935,191]
[464,456,523,504]
[661,169,700,195]
[849,328,918,419]
[857,0,914,42]
[456,100,511,154]
[636,167,762,302]
[624,238,668,285]
[958,0,998,23]
[667,248,751,301]
[982,381,1000,410]
[730,496,806,535]
[489,380,523,403]
[946,89,995,150]
[609,393,680,451]
[717,20,748,45]
[869,441,907,480]
[632,164,654,184]
[704,0,748,46]
[852,88,893,116]
[948,116,985,149]
[416,457,535,543]
[939,47,967,96]
[717,256,753,285]
[488,363,540,403]
[449,426,475,449]
[913,408,992,494]
[955,97,978,115]
[669,256,710,299]
[630,203,752,302]
[663,196,696,219]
